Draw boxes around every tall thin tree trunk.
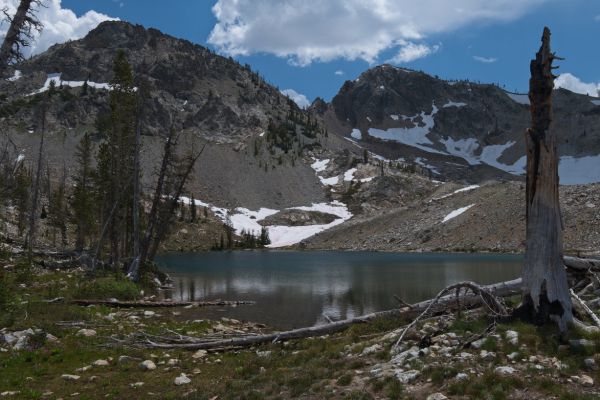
[518,27,572,333]
[26,102,45,263]
[0,0,33,75]
[127,100,142,280]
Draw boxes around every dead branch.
[392,281,509,350]
[570,289,600,328]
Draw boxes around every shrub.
[74,276,140,300]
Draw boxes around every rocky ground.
[2,251,600,399]
[301,181,600,256]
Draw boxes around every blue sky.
[24,1,600,103]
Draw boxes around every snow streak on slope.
[442,204,475,223]
[28,73,111,96]
[505,92,530,105]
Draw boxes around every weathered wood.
[520,27,572,332]
[564,256,600,272]
[124,278,523,350]
[72,299,255,308]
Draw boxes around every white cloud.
[208,0,547,66]
[280,88,310,109]
[334,70,344,76]
[555,73,600,97]
[388,42,440,64]
[473,55,498,63]
[0,0,117,58]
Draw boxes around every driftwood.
[564,256,600,272]
[115,278,522,350]
[72,299,255,308]
[570,289,600,328]
[393,281,509,350]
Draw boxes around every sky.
[2,0,600,105]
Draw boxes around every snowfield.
[7,70,21,82]
[28,73,112,96]
[442,204,476,223]
[350,129,362,140]
[179,196,353,248]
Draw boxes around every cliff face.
[323,64,600,184]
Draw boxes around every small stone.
[361,344,383,356]
[1,391,21,397]
[470,338,486,349]
[174,373,191,386]
[584,358,597,370]
[92,359,109,367]
[256,350,271,358]
[395,370,420,384]
[573,375,594,387]
[143,311,156,317]
[76,329,96,337]
[88,376,98,382]
[75,366,91,372]
[495,366,516,375]
[167,358,179,366]
[192,350,207,359]
[45,334,59,342]
[129,382,144,388]
[61,374,80,381]
[507,352,520,360]
[505,330,519,346]
[455,373,468,381]
[139,360,157,371]
[426,394,448,400]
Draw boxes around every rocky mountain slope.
[1,21,598,251]
[317,65,600,184]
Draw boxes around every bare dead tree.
[516,27,572,333]
[25,100,46,262]
[0,0,44,76]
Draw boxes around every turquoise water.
[155,251,522,329]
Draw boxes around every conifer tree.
[71,133,95,251]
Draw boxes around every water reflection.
[156,251,522,330]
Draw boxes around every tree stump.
[518,27,572,333]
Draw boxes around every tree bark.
[519,27,572,333]
[0,0,36,75]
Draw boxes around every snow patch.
[442,204,475,223]
[390,114,399,121]
[442,101,466,108]
[435,185,480,200]
[440,137,480,165]
[28,73,111,96]
[350,129,362,140]
[415,157,440,175]
[311,159,330,173]
[7,70,21,82]
[368,104,446,154]
[344,168,357,182]
[591,100,600,106]
[319,176,339,186]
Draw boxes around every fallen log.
[121,278,523,350]
[72,299,255,308]
[564,256,600,272]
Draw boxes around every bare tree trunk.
[0,0,41,76]
[26,102,45,262]
[518,27,572,333]
[127,100,142,280]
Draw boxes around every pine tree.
[71,133,95,251]
[95,49,137,264]
[190,195,197,223]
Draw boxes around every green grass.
[73,275,140,301]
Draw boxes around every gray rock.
[174,373,191,386]
[584,358,597,370]
[92,359,109,367]
[139,360,157,371]
[455,373,468,381]
[76,329,97,337]
[495,366,516,375]
[569,339,595,350]
[426,394,448,400]
[505,330,519,346]
[361,343,383,356]
[395,370,420,384]
[470,338,486,349]
[192,350,207,359]
[61,374,80,381]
